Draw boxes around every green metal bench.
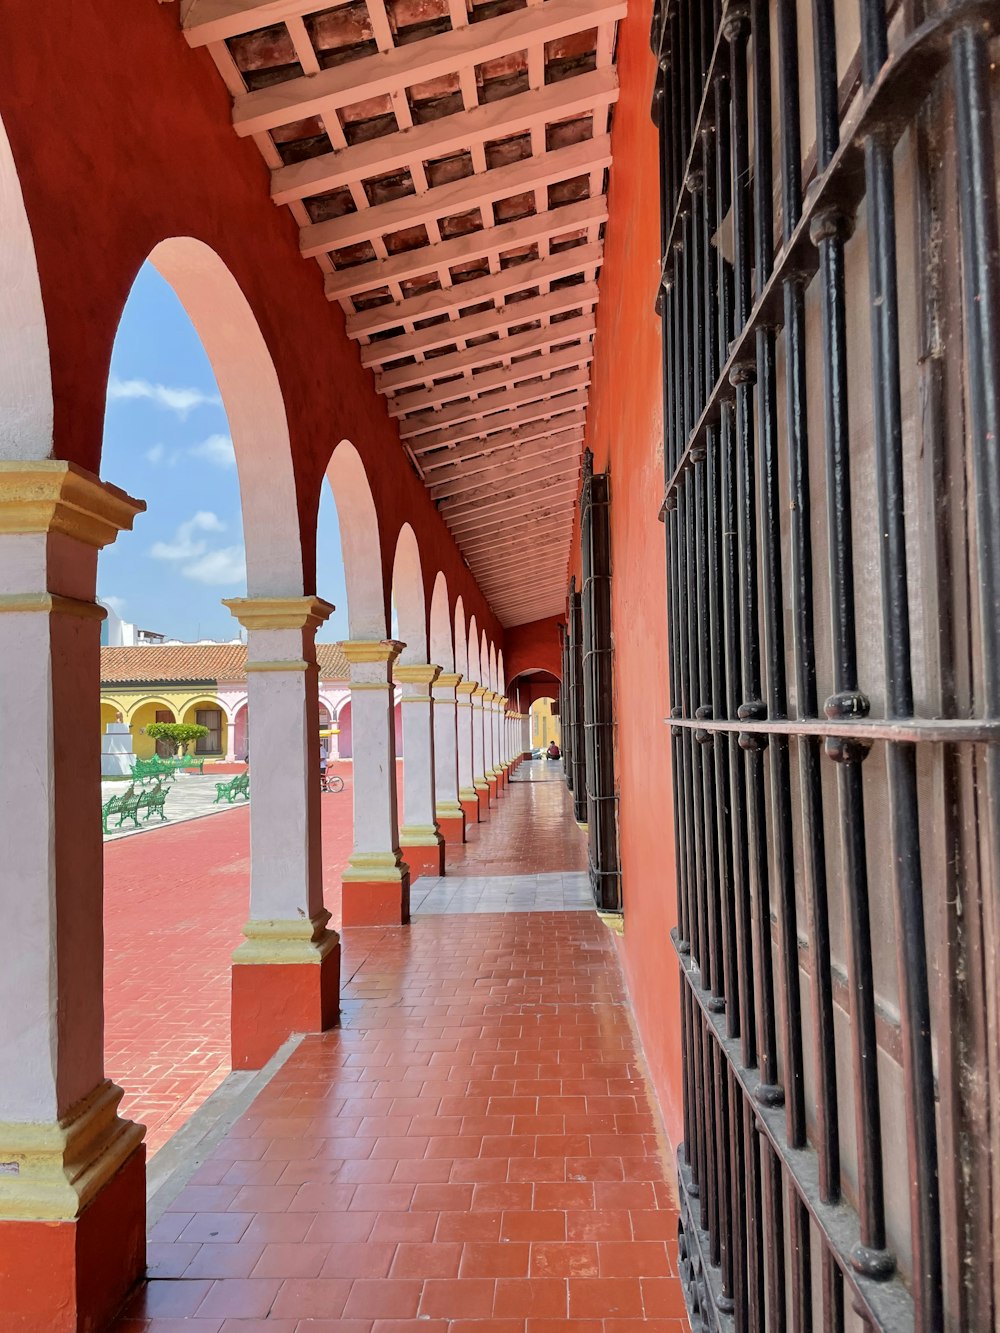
[143,781,169,822]
[115,785,147,829]
[102,786,132,833]
[214,771,249,804]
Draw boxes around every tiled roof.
[100,643,350,683]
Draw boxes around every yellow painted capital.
[394,663,442,686]
[434,672,463,689]
[0,460,144,549]
[399,824,444,847]
[0,593,106,621]
[0,1080,144,1221]
[233,910,338,964]
[341,639,404,665]
[224,596,334,631]
[472,685,489,699]
[342,849,407,882]
[456,680,478,697]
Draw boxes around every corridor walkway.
[113,760,688,1331]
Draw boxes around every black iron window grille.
[568,579,588,824]
[580,449,623,913]
[650,0,1000,1329]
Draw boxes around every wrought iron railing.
[651,0,1000,1328]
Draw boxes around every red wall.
[568,0,683,1146]
[504,616,564,684]
[0,0,500,652]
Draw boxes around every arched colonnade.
[0,98,529,1328]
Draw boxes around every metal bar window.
[580,449,622,913]
[567,581,587,823]
[650,0,1000,1328]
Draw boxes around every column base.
[232,941,341,1071]
[342,854,410,926]
[400,829,446,882]
[460,788,480,825]
[474,781,491,816]
[435,804,466,845]
[0,1084,146,1333]
[487,775,499,800]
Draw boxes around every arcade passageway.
[114,764,687,1331]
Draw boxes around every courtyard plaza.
[104,760,687,1330]
[102,772,252,842]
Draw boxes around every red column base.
[401,841,445,881]
[475,786,491,816]
[488,776,499,800]
[461,796,480,824]
[437,814,466,845]
[0,1147,146,1333]
[232,947,341,1070]
[341,874,410,927]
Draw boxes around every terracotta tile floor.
[115,912,686,1331]
[451,764,588,877]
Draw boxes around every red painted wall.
[504,616,564,684]
[0,0,500,652]
[568,0,683,1147]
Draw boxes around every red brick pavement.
[104,764,357,1155]
[115,912,687,1332]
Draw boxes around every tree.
[145,722,210,757]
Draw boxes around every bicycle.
[320,772,344,794]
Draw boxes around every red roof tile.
[100,643,350,683]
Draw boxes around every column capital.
[456,680,479,698]
[434,672,463,690]
[0,460,144,549]
[472,685,489,699]
[224,595,334,631]
[394,662,442,686]
[342,638,404,665]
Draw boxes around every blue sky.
[99,263,348,642]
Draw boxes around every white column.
[397,663,444,878]
[433,671,465,843]
[340,640,409,925]
[456,679,479,821]
[0,462,146,1321]
[522,712,531,755]
[223,596,339,1068]
[472,683,491,807]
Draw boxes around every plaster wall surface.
[567,0,683,1148]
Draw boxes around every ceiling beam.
[444,482,579,530]
[419,414,585,470]
[431,445,583,502]
[464,531,574,564]
[460,516,575,555]
[399,368,589,439]
[389,344,594,417]
[441,469,579,516]
[300,135,611,258]
[182,0,350,47]
[422,427,585,487]
[349,250,603,342]
[416,415,586,474]
[378,316,594,393]
[273,68,618,206]
[415,391,588,458]
[326,197,606,301]
[231,0,627,135]
[364,283,599,367]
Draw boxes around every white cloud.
[145,442,165,465]
[150,511,225,562]
[189,433,235,468]
[107,376,221,418]
[100,595,127,617]
[182,545,246,586]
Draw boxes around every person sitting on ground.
[546,740,561,760]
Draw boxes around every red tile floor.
[106,759,688,1331]
[116,912,686,1331]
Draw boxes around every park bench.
[178,755,204,774]
[102,781,171,832]
[214,770,249,804]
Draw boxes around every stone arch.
[391,523,426,665]
[489,642,498,693]
[468,614,480,686]
[454,596,468,678]
[144,237,303,597]
[429,571,453,671]
[0,111,52,461]
[326,440,385,640]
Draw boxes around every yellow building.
[101,644,350,764]
[530,697,560,750]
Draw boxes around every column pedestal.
[472,685,492,815]
[456,680,480,825]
